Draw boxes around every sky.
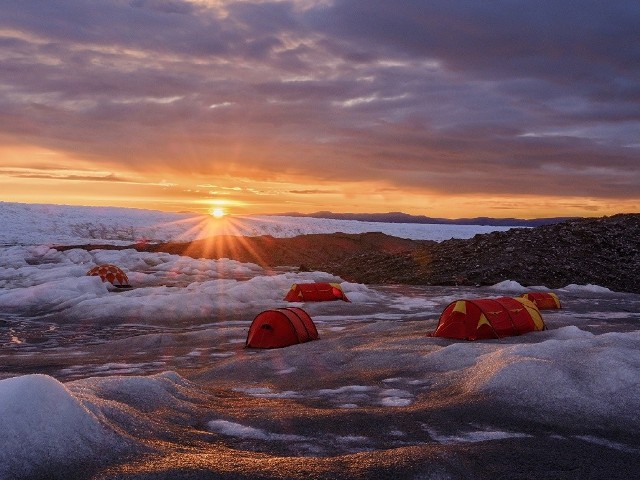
[1,0,639,218]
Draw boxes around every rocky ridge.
[322,213,640,293]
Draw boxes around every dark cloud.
[307,1,640,78]
[130,0,196,15]
[0,0,639,204]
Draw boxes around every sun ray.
[136,213,309,288]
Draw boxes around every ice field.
[1,203,639,479]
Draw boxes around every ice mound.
[0,374,126,478]
[465,330,640,426]
[561,283,615,294]
[74,371,197,413]
[488,280,528,292]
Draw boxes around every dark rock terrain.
[57,213,640,294]
[323,213,640,293]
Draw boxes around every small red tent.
[520,292,561,309]
[284,283,350,302]
[430,297,545,340]
[86,264,131,288]
[246,307,319,349]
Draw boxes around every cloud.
[0,0,639,205]
[6,172,131,182]
[289,189,341,194]
[0,166,179,186]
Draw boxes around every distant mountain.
[271,211,577,227]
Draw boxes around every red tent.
[284,283,349,302]
[246,307,319,349]
[86,264,131,288]
[430,297,545,340]
[520,292,561,309]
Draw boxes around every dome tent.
[284,282,349,302]
[86,264,131,288]
[430,297,545,341]
[246,307,318,349]
[520,292,561,309]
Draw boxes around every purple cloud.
[0,0,638,203]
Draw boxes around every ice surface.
[0,201,514,245]
[1,202,639,478]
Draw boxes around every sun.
[210,207,226,218]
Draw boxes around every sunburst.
[210,207,225,218]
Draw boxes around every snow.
[1,201,639,478]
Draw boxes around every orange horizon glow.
[1,174,638,220]
[1,145,638,220]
